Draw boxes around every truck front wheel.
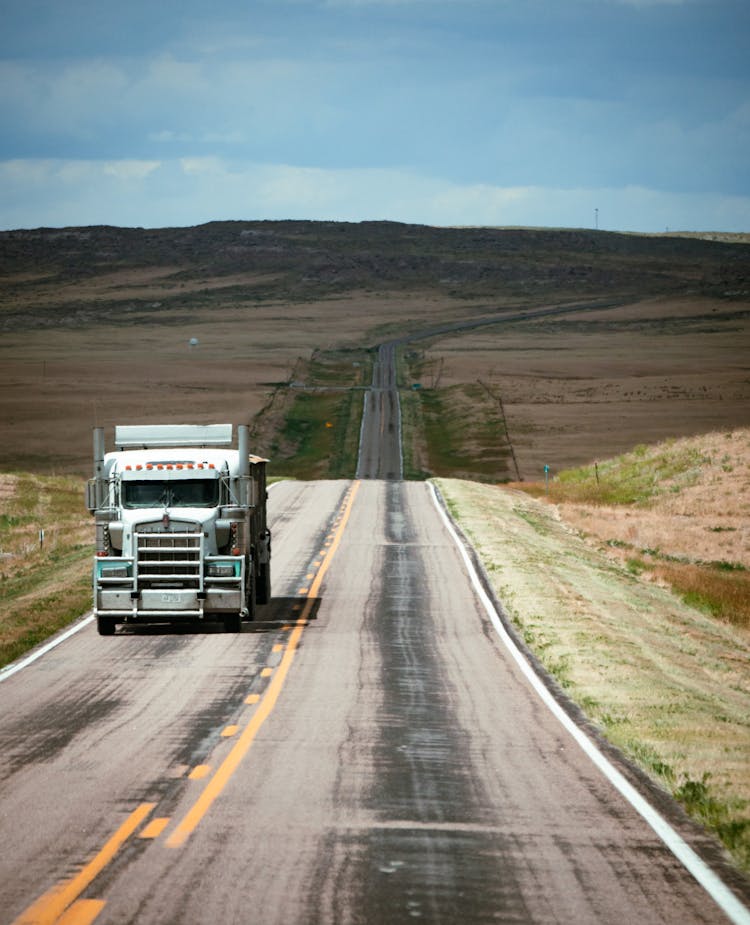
[256,563,271,606]
[224,612,241,633]
[97,616,116,636]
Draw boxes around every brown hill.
[1,222,749,333]
[0,222,748,476]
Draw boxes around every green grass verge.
[269,388,363,479]
[266,347,371,479]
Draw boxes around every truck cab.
[86,424,270,636]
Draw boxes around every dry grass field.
[554,430,750,565]
[0,471,90,667]
[403,297,750,482]
[0,295,364,472]
[1,222,748,476]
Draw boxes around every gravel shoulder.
[436,476,750,871]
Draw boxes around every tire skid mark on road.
[165,479,360,848]
[11,481,361,925]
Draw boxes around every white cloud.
[179,156,226,175]
[608,0,691,5]
[1,157,748,232]
[102,160,161,181]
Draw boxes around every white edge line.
[355,390,368,480]
[0,613,95,683]
[395,385,404,481]
[427,481,750,925]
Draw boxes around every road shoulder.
[435,477,750,879]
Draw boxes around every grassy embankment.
[525,432,750,631]
[400,347,519,482]
[0,473,90,669]
[437,429,750,872]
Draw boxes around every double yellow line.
[13,481,360,925]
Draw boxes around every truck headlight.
[98,563,130,579]
[207,562,237,578]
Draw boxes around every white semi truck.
[86,424,271,636]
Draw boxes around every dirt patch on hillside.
[0,266,285,310]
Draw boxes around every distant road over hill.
[355,298,631,480]
[356,342,403,479]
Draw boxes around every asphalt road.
[356,342,403,480]
[2,479,747,925]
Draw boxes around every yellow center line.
[139,818,170,840]
[56,899,106,925]
[13,803,155,925]
[166,480,361,849]
[188,764,211,780]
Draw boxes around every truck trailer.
[86,424,270,636]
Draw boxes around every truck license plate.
[161,593,181,603]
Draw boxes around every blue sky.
[1,0,748,231]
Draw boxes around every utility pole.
[595,208,599,230]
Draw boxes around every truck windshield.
[122,479,219,509]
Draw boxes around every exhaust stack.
[93,427,106,509]
[238,424,250,505]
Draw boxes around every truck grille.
[136,532,203,586]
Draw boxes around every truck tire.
[224,612,241,633]
[245,579,256,622]
[97,616,116,636]
[256,563,271,605]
